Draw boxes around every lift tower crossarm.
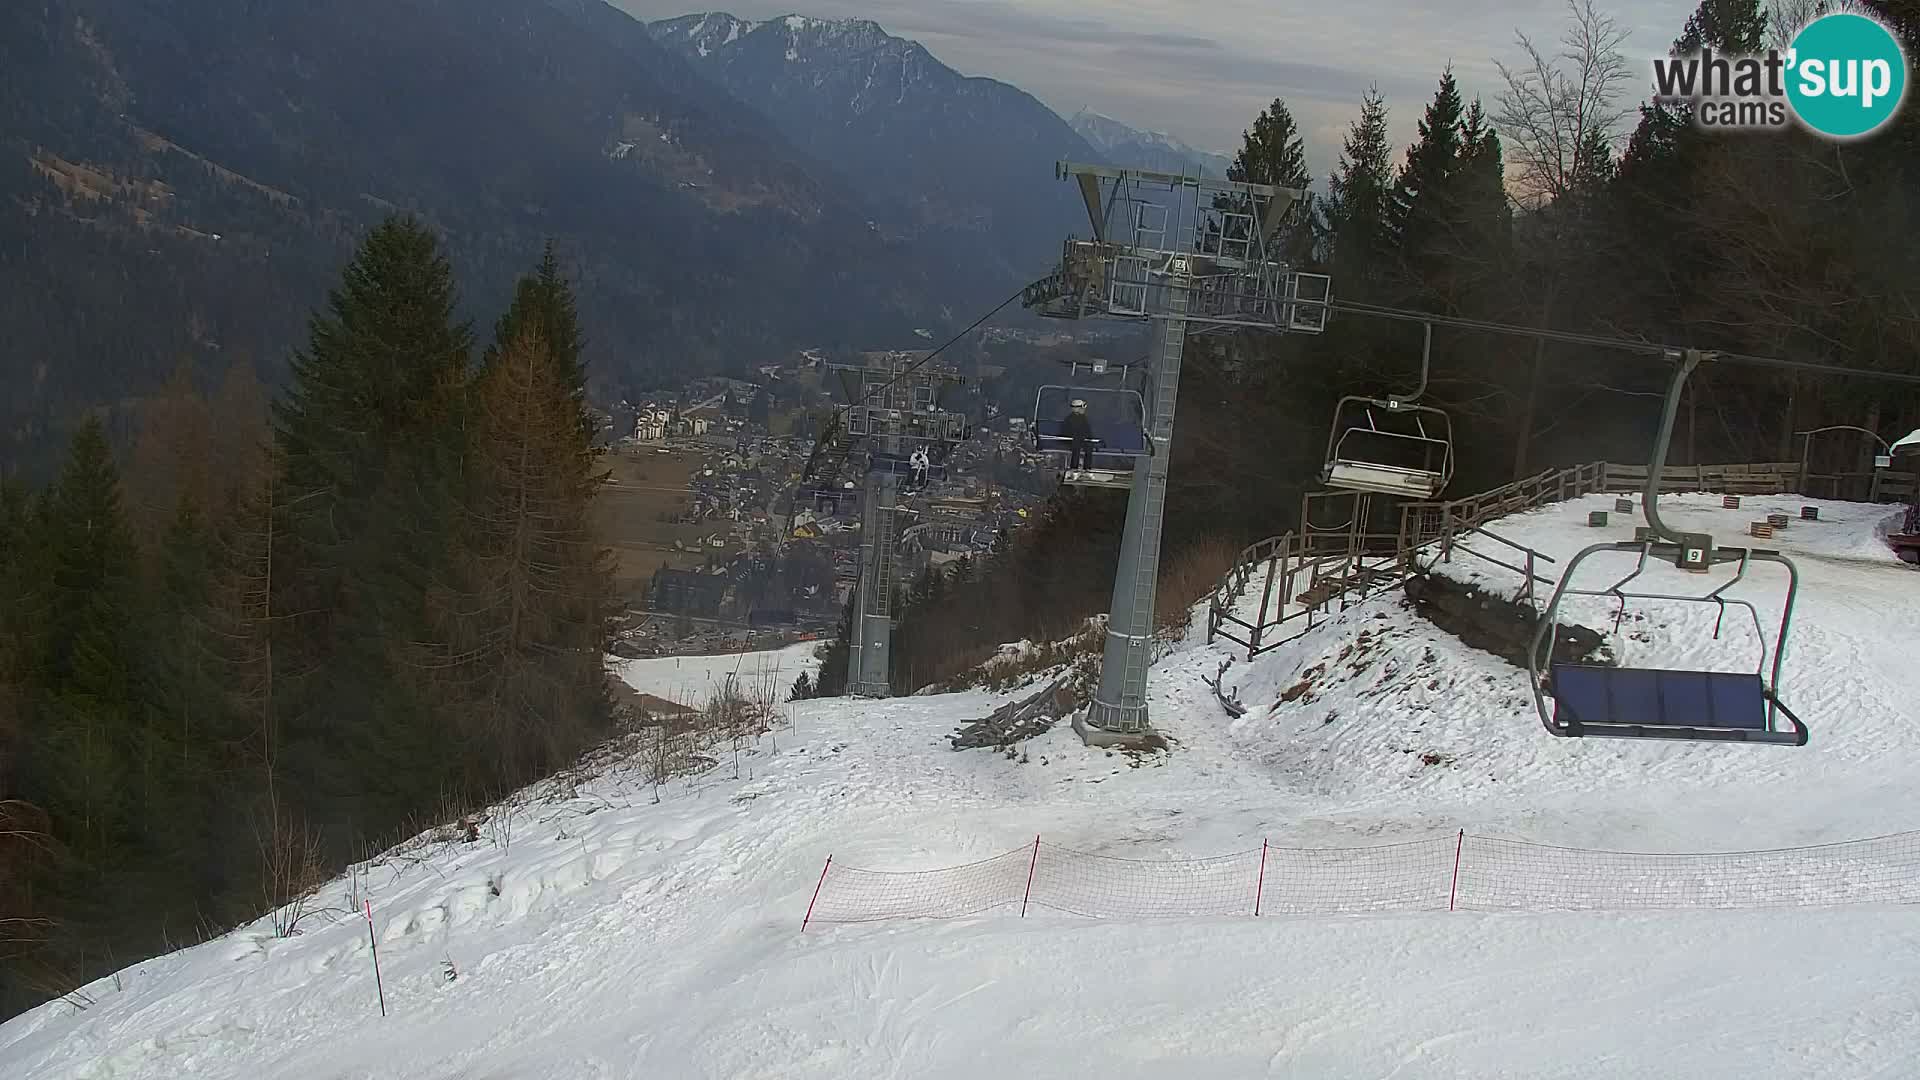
[1054,161,1305,249]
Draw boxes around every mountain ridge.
[647,10,1101,283]
[0,0,970,474]
[1069,108,1233,178]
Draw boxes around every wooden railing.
[1208,457,1875,660]
[1603,460,1802,495]
[1802,468,1918,503]
[1208,529,1408,658]
[1394,462,1611,554]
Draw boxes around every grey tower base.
[1072,711,1164,751]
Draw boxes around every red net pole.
[1449,830,1464,912]
[801,855,833,932]
[1021,835,1041,917]
[1255,839,1269,916]
[364,900,387,1017]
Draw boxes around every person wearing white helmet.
[1062,397,1096,479]
[908,445,931,489]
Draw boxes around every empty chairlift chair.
[1528,541,1809,746]
[1321,396,1454,499]
[1320,323,1453,499]
[1031,385,1150,489]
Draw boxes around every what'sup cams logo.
[1652,12,1909,138]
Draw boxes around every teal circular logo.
[1787,13,1907,138]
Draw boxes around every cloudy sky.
[614,0,1700,178]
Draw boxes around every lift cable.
[853,283,1033,408]
[1321,298,1920,387]
[808,264,1920,495]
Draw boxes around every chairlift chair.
[1321,396,1455,498]
[1529,348,1809,747]
[1529,542,1808,745]
[1030,384,1150,489]
[869,452,947,485]
[1320,323,1454,499]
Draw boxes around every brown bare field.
[593,447,740,603]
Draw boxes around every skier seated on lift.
[908,447,931,489]
[1062,398,1097,477]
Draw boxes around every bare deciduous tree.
[1495,0,1634,209]
[1493,0,1638,478]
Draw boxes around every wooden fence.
[1209,458,1912,660]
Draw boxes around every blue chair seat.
[1548,664,1806,745]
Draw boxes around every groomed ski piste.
[6,493,1920,1078]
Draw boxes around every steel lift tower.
[829,355,971,698]
[1023,162,1331,745]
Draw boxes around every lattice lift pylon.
[1024,162,1331,745]
[830,354,972,698]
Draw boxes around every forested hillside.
[0,221,614,1018]
[880,0,1920,692]
[0,0,972,478]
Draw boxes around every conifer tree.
[1228,99,1312,190]
[1387,68,1469,302]
[813,601,853,697]
[1226,97,1316,263]
[1451,98,1515,304]
[271,215,474,828]
[486,241,594,448]
[0,481,41,744]
[125,362,212,574]
[1322,87,1395,295]
[29,416,142,860]
[427,322,613,790]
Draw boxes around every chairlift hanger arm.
[1794,424,1896,453]
[1640,349,1703,546]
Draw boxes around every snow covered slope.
[1211,492,1920,847]
[613,640,820,706]
[5,496,1920,1078]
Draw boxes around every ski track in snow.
[6,494,1920,1078]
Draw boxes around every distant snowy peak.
[650,11,910,64]
[1069,109,1232,178]
[649,12,762,57]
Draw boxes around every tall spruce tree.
[1322,87,1396,296]
[1229,99,1312,189]
[271,215,474,834]
[1227,98,1316,263]
[1387,69,1470,305]
[27,417,142,865]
